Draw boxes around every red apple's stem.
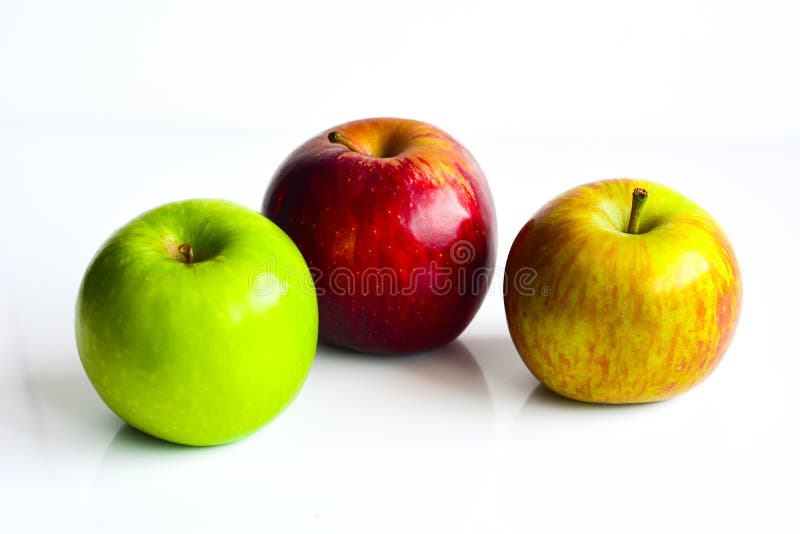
[626,187,649,234]
[328,131,367,155]
[178,243,194,264]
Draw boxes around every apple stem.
[626,187,649,234]
[328,131,367,155]
[178,243,194,264]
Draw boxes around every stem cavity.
[626,187,649,235]
[328,130,367,155]
[177,243,194,264]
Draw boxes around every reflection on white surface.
[1,127,798,533]
[99,342,496,533]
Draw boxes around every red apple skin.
[262,118,496,354]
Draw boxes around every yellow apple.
[504,179,742,403]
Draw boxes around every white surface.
[1,2,799,533]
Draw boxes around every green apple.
[504,179,742,403]
[75,199,318,446]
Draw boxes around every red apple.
[262,118,496,354]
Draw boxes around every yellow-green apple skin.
[75,199,318,445]
[504,179,742,403]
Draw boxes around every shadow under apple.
[318,338,492,404]
[523,382,669,414]
[458,333,538,403]
[105,423,216,454]
[95,339,496,533]
[15,355,120,441]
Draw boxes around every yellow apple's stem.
[328,131,368,155]
[626,187,649,234]
[177,243,194,264]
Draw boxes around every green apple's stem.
[177,243,194,264]
[328,131,367,155]
[626,187,649,234]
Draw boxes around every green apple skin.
[76,199,318,446]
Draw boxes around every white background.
[1,1,798,533]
